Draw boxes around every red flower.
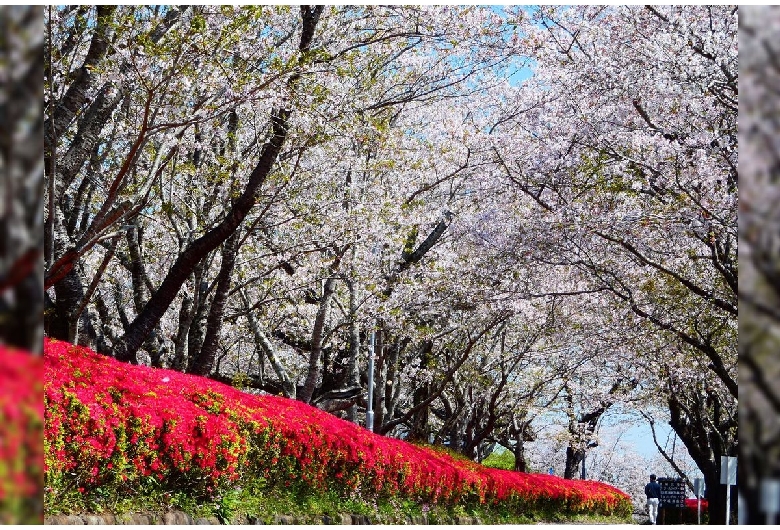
[44,339,631,517]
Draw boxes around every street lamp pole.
[366,329,375,432]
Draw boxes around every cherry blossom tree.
[45,4,526,404]
[44,8,739,514]
[483,5,736,521]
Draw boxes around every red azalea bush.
[682,498,708,524]
[44,339,631,518]
[0,344,44,523]
[685,497,708,511]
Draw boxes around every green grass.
[482,449,517,471]
[45,473,633,525]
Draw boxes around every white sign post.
[694,477,705,525]
[720,456,737,525]
[761,478,780,525]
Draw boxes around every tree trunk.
[562,377,626,479]
[126,224,149,314]
[408,385,431,443]
[345,279,360,387]
[372,327,386,431]
[125,222,169,366]
[90,284,118,353]
[511,416,533,473]
[344,281,360,424]
[241,290,295,398]
[407,340,433,442]
[190,232,239,376]
[666,393,736,525]
[513,437,527,473]
[383,337,401,428]
[299,276,336,404]
[186,263,209,369]
[449,411,466,456]
[700,467,734,526]
[564,446,584,480]
[172,293,192,371]
[49,266,83,342]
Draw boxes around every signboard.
[693,477,705,497]
[720,456,737,485]
[658,477,686,509]
[720,456,737,526]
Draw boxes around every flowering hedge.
[0,344,44,523]
[44,339,631,518]
[684,497,708,512]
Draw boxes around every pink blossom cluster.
[0,345,44,503]
[44,339,630,516]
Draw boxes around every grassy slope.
[44,339,632,524]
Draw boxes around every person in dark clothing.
[645,474,662,524]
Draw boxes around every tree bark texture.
[190,232,239,376]
[299,276,336,404]
[241,290,296,399]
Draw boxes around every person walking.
[645,474,662,524]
